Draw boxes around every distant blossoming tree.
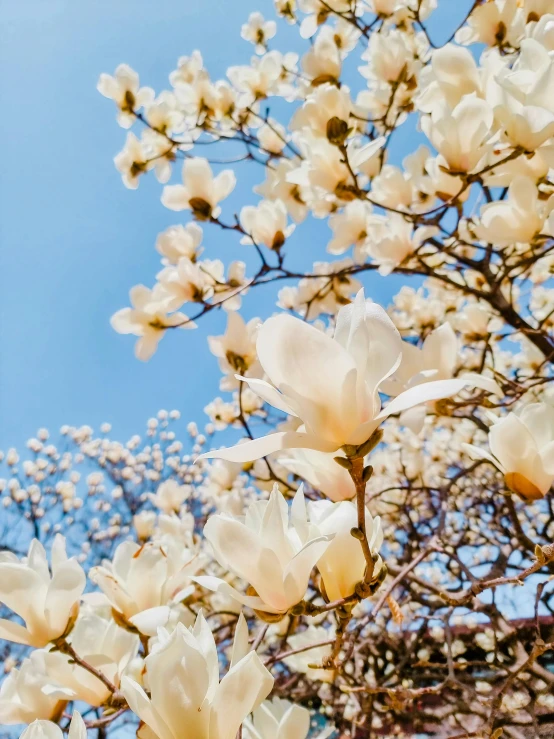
[3,1,554,737]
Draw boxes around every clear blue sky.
[0,0,471,450]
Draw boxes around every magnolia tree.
[3,0,554,737]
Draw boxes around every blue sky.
[0,0,471,450]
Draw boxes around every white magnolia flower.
[0,535,85,647]
[0,653,63,725]
[301,28,341,86]
[241,12,277,54]
[381,323,501,433]
[39,613,139,707]
[290,84,352,140]
[366,215,438,276]
[195,486,332,614]
[147,479,190,514]
[361,28,417,84]
[243,698,311,739]
[162,158,236,220]
[455,0,523,47]
[208,312,261,390]
[303,498,383,601]
[421,94,493,174]
[89,539,204,635]
[417,44,482,114]
[475,176,554,246]
[20,712,86,739]
[257,120,288,154]
[494,39,554,151]
[455,303,496,339]
[121,612,273,739]
[156,223,204,265]
[464,403,554,501]
[133,510,157,540]
[114,132,152,189]
[327,200,373,262]
[240,199,295,250]
[157,257,218,309]
[97,64,154,128]
[202,290,497,463]
[111,285,194,361]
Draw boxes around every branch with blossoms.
[4,1,554,738]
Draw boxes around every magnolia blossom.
[243,698,312,739]
[97,64,154,128]
[366,215,438,276]
[121,612,273,739]
[111,285,194,361]
[327,200,373,262]
[208,312,261,390]
[114,132,152,189]
[455,303,496,339]
[147,479,190,513]
[202,290,498,463]
[421,94,493,174]
[162,158,236,219]
[0,535,85,647]
[464,403,554,501]
[39,613,138,707]
[417,45,482,113]
[89,539,204,635]
[494,39,554,150]
[301,28,342,86]
[290,84,352,140]
[475,175,554,246]
[455,0,522,47]
[304,498,383,601]
[156,223,204,265]
[0,653,63,725]
[381,323,501,433]
[195,486,332,614]
[241,12,277,54]
[20,712,86,739]
[240,199,295,250]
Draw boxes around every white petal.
[210,652,274,739]
[128,606,170,636]
[199,431,339,463]
[377,379,470,420]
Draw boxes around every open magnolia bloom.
[301,498,384,601]
[0,535,85,647]
[121,612,273,739]
[195,486,332,615]
[89,539,205,636]
[463,403,554,502]
[110,284,194,361]
[19,712,86,739]
[0,653,64,725]
[243,697,334,739]
[39,612,139,707]
[201,290,502,463]
[161,157,236,220]
[380,322,502,434]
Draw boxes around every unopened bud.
[334,456,352,470]
[326,116,350,146]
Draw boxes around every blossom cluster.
[3,0,554,737]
